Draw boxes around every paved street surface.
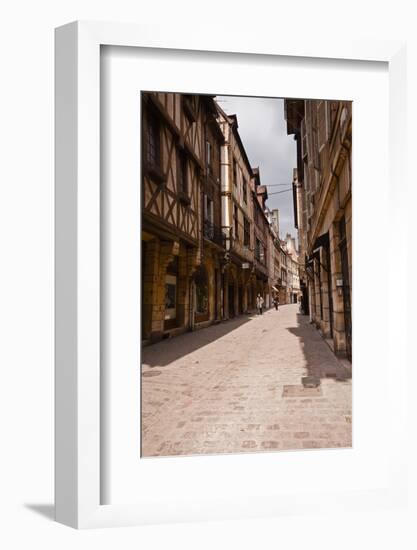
[141,304,352,457]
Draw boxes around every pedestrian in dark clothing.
[273,296,279,310]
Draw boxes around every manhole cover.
[282,385,322,397]
[142,370,162,377]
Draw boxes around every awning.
[272,286,279,291]
[312,231,329,252]
[306,232,330,275]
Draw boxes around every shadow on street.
[142,313,257,368]
[287,313,351,381]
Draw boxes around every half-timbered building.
[141,92,225,342]
[218,108,256,318]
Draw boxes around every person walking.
[256,293,264,315]
[273,296,279,310]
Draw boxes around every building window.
[255,239,265,264]
[243,177,247,203]
[204,195,213,223]
[243,218,250,247]
[255,238,261,261]
[234,205,239,240]
[260,243,265,264]
[311,104,321,171]
[203,195,215,240]
[177,149,188,195]
[146,110,161,168]
[233,158,237,186]
[206,140,212,177]
[254,205,259,225]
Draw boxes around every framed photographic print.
[55,21,408,528]
[138,90,353,460]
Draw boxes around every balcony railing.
[203,219,226,247]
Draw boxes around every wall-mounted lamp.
[336,278,344,297]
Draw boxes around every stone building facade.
[285,99,352,359]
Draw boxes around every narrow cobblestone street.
[141,304,352,457]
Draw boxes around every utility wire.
[267,188,293,195]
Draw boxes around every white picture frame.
[55,21,408,529]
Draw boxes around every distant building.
[285,233,301,304]
[279,244,288,304]
[253,168,272,308]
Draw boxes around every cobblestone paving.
[141,304,352,457]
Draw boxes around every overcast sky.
[217,95,297,240]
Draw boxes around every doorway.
[238,285,243,314]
